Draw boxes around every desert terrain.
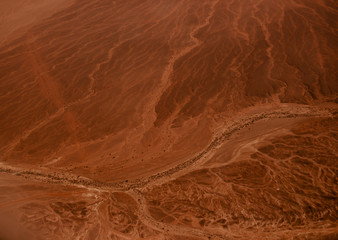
[0,0,337,239]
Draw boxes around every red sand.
[0,0,337,239]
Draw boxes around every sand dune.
[0,0,337,239]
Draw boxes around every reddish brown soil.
[0,0,337,239]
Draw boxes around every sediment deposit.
[0,0,337,239]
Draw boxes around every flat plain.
[0,0,337,239]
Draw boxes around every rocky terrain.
[0,0,337,239]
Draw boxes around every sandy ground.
[0,0,337,239]
[0,0,73,45]
[0,104,337,239]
